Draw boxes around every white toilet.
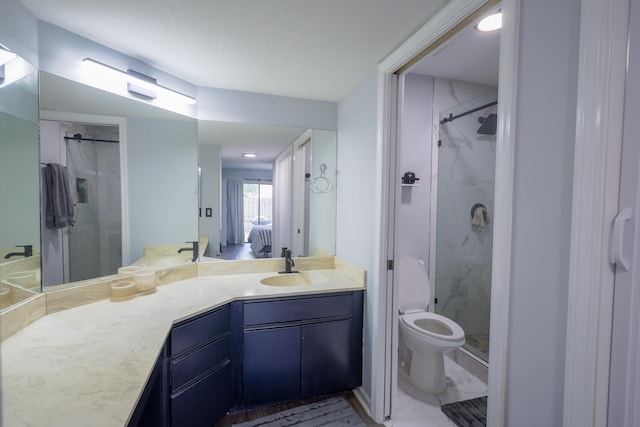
[398,254,465,394]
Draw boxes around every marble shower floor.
[384,356,487,427]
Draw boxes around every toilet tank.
[398,254,430,312]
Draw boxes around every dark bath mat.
[231,396,367,427]
[441,396,487,427]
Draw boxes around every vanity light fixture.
[82,58,196,105]
[242,153,258,158]
[475,10,502,32]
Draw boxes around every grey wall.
[336,68,378,402]
[0,112,40,248]
[397,73,434,268]
[309,129,337,255]
[0,0,38,66]
[197,86,337,131]
[127,117,199,262]
[199,144,222,256]
[499,0,581,425]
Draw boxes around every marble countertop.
[1,268,365,427]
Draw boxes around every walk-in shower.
[434,92,497,361]
[64,125,122,282]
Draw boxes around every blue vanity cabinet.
[243,325,302,405]
[239,291,364,408]
[128,344,169,427]
[168,304,231,427]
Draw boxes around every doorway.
[63,124,122,282]
[39,112,128,287]
[378,1,501,422]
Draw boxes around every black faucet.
[4,245,32,259]
[279,249,298,274]
[178,241,199,262]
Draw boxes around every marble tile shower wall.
[432,78,497,358]
[63,123,121,282]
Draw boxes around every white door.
[608,0,640,424]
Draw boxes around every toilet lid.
[401,312,465,341]
[398,254,430,311]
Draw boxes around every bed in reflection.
[247,224,272,257]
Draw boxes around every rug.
[232,396,368,427]
[441,396,487,427]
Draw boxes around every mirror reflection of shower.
[40,121,122,285]
[434,87,497,362]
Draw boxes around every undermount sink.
[260,271,327,287]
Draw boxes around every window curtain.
[226,179,244,245]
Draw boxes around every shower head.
[477,114,497,135]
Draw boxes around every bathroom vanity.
[1,258,365,427]
[130,291,363,427]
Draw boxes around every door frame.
[373,0,504,421]
[40,110,130,267]
[375,0,630,425]
[563,0,629,425]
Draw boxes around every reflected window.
[243,182,272,242]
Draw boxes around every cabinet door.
[243,326,301,406]
[170,361,231,427]
[301,319,359,397]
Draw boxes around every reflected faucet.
[279,249,298,274]
[4,245,32,259]
[177,241,199,262]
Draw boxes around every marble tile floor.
[384,356,487,427]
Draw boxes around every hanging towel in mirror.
[44,163,75,229]
[471,203,490,230]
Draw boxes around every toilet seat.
[400,311,465,341]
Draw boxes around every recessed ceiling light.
[476,11,502,32]
[242,153,257,158]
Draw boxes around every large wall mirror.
[38,71,199,288]
[3,68,337,298]
[198,121,337,260]
[0,51,40,310]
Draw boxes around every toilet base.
[408,348,446,394]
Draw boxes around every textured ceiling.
[28,0,500,169]
[20,0,450,102]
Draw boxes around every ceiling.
[20,0,451,102]
[199,121,305,170]
[25,1,500,167]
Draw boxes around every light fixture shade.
[242,153,258,158]
[0,47,17,66]
[82,58,196,104]
[476,12,502,32]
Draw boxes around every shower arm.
[439,100,498,125]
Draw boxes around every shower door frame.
[41,110,129,272]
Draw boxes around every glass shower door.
[65,125,122,282]
[434,93,497,361]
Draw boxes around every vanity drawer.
[243,293,354,326]
[171,305,230,356]
[171,360,232,427]
[171,333,230,391]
